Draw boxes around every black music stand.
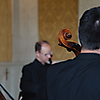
[0,84,14,100]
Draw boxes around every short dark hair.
[35,40,50,52]
[79,6,100,50]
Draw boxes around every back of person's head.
[79,6,100,50]
[35,40,50,52]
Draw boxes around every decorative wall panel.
[0,0,12,61]
[39,0,78,60]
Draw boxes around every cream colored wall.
[79,0,100,19]
[12,0,39,63]
[0,0,38,100]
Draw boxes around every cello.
[58,29,81,56]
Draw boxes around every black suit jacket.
[20,59,49,100]
[46,53,100,100]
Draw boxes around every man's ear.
[36,51,39,57]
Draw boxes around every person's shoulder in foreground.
[46,6,100,100]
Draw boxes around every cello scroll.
[58,29,81,56]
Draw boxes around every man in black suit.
[20,40,52,100]
[46,7,100,100]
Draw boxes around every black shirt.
[46,53,100,100]
[20,59,49,100]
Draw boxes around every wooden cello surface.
[0,91,6,100]
[58,29,81,56]
[0,84,14,100]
